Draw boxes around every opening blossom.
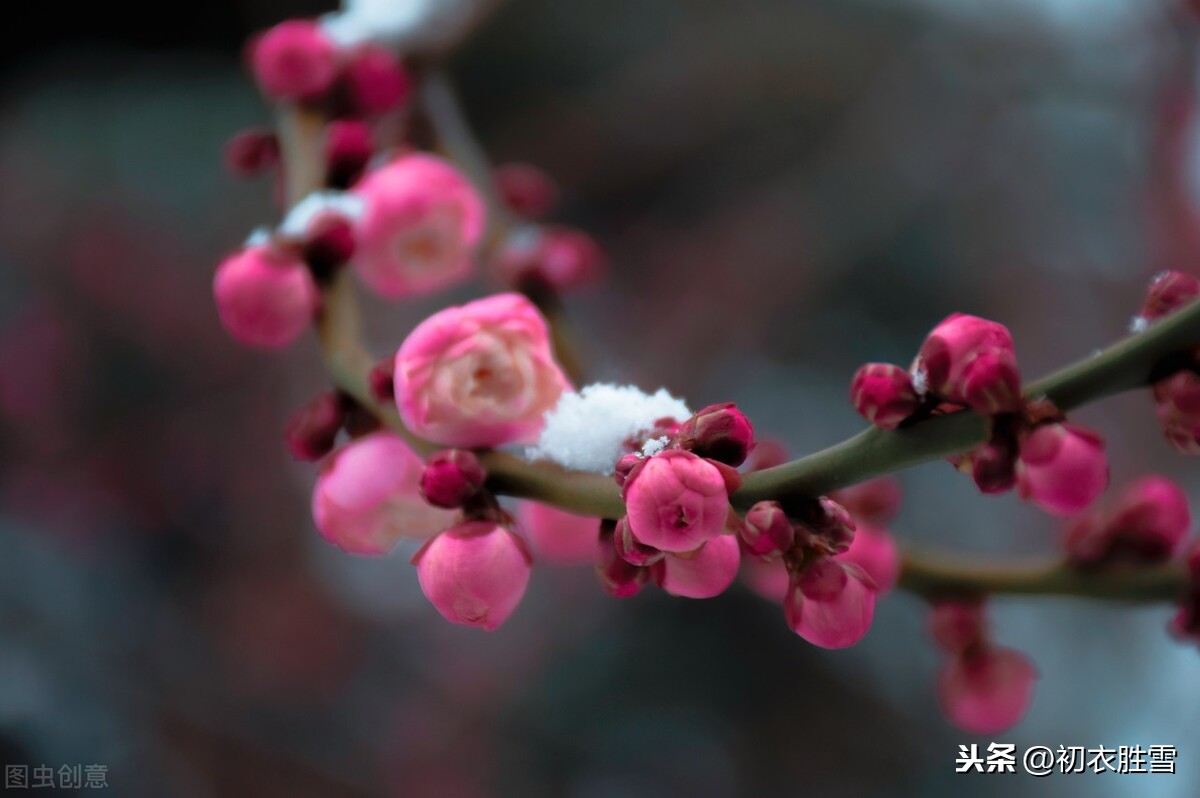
[1015,422,1109,517]
[622,449,731,553]
[913,313,1022,414]
[785,559,876,649]
[352,153,485,298]
[312,432,456,554]
[394,293,570,447]
[1063,475,1190,566]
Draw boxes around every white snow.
[1129,315,1149,334]
[528,384,691,474]
[321,0,484,53]
[910,364,928,396]
[244,226,272,248]
[278,191,365,238]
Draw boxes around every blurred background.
[2,0,1200,795]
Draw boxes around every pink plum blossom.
[413,521,533,630]
[419,449,486,509]
[343,45,413,116]
[937,646,1037,734]
[494,163,558,218]
[1154,369,1200,454]
[652,534,741,598]
[1063,475,1191,565]
[739,500,795,557]
[784,558,876,649]
[623,449,731,553]
[352,153,485,298]
[312,432,456,554]
[213,243,318,348]
[1139,270,1200,323]
[394,293,570,447]
[1015,422,1109,516]
[676,403,756,467]
[913,313,1021,413]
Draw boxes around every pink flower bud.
[613,453,645,488]
[223,128,279,176]
[595,531,649,597]
[495,227,606,292]
[312,432,456,554]
[837,523,900,593]
[1064,475,1190,566]
[914,313,1022,413]
[250,20,338,102]
[784,558,876,649]
[623,449,731,553]
[796,496,857,554]
[849,363,921,430]
[413,521,533,630]
[344,45,413,116]
[928,599,987,654]
[740,501,795,557]
[352,154,485,298]
[830,476,902,525]
[1140,270,1200,323]
[519,501,598,565]
[284,391,345,461]
[325,119,374,189]
[419,450,487,509]
[1015,422,1109,516]
[937,645,1037,734]
[653,535,741,599]
[968,437,1017,495]
[676,403,755,467]
[394,293,570,447]
[1154,370,1200,454]
[495,163,558,218]
[614,517,665,566]
[368,356,395,402]
[213,244,318,348]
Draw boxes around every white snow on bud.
[1129,315,1149,334]
[321,0,484,53]
[279,191,365,238]
[244,226,272,248]
[528,384,691,474]
[910,365,928,396]
[641,436,669,458]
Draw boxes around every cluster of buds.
[1062,476,1191,567]
[852,313,1109,516]
[929,599,1037,734]
[1137,272,1200,453]
[739,476,902,648]
[596,404,754,601]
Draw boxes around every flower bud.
[1015,422,1109,516]
[623,449,730,553]
[740,501,795,557]
[1064,475,1190,566]
[301,212,356,281]
[675,403,755,467]
[419,450,486,509]
[312,432,455,554]
[1139,270,1200,324]
[519,501,598,565]
[928,599,987,654]
[830,476,902,525]
[368,356,395,402]
[913,313,1021,412]
[213,244,318,348]
[495,226,606,292]
[1154,370,1200,454]
[613,453,645,487]
[595,531,649,597]
[344,45,413,116]
[784,558,876,649]
[325,119,374,189]
[223,128,279,177]
[936,645,1036,734]
[413,521,533,630]
[284,391,344,461]
[796,496,856,554]
[849,363,921,430]
[969,436,1017,495]
[250,20,338,102]
[837,523,900,593]
[653,535,741,599]
[614,517,664,566]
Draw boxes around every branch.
[277,103,1198,604]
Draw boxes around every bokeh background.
[2,0,1200,795]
